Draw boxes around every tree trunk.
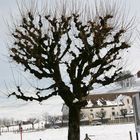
[68,106,80,140]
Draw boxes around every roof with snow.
[89,72,140,95]
[84,93,136,108]
[86,92,137,106]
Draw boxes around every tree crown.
[9,1,131,107]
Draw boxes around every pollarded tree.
[9,1,132,140]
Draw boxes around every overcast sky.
[0,0,140,91]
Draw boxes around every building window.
[127,99,129,104]
[112,112,115,116]
[90,113,94,118]
[90,109,93,112]
[90,113,93,116]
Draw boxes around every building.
[61,71,140,123]
[82,92,135,123]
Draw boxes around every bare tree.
[2,119,11,132]
[42,112,49,128]
[96,108,106,123]
[48,115,60,126]
[43,113,48,123]
[116,71,135,88]
[14,120,22,126]
[27,118,38,129]
[120,108,127,118]
[8,1,132,140]
[0,119,4,135]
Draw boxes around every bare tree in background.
[120,108,128,118]
[48,115,60,126]
[116,71,135,88]
[8,1,132,140]
[96,108,106,123]
[42,112,49,128]
[27,118,38,129]
[2,119,11,132]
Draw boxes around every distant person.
[84,133,91,140]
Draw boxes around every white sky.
[0,0,140,91]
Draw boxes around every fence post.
[136,132,139,140]
[19,124,22,140]
[129,131,132,140]
[20,127,23,140]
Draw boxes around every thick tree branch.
[9,86,58,102]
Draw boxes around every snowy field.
[0,123,138,140]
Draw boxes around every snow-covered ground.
[0,123,138,140]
